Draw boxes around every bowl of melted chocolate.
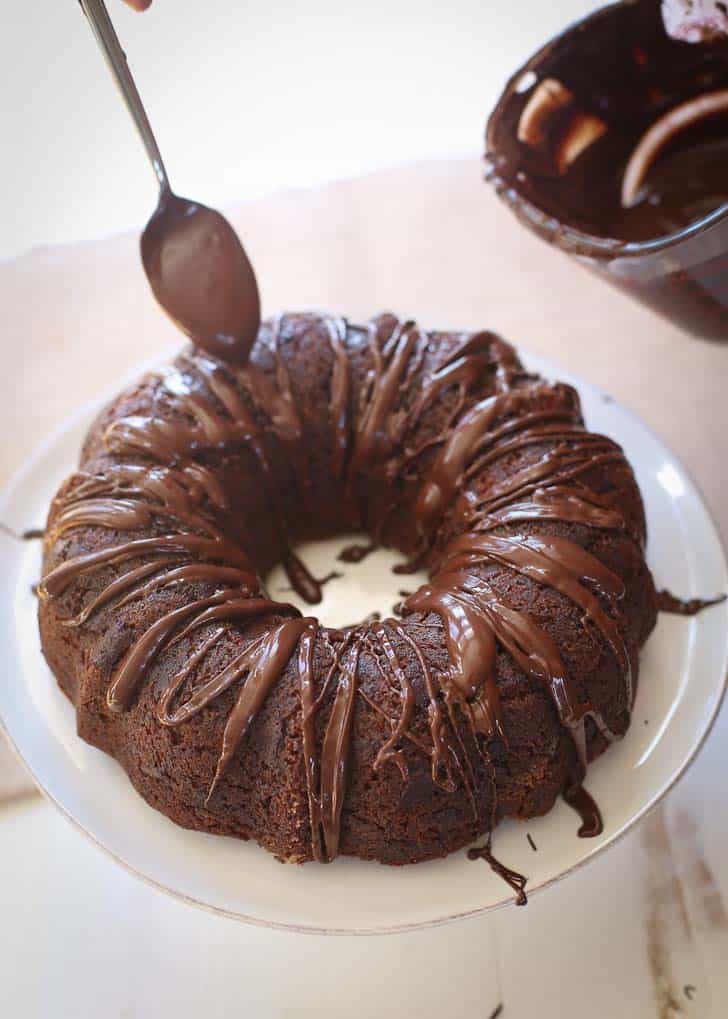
[485,0,728,340]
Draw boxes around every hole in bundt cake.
[266,536,429,629]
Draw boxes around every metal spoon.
[78,0,261,363]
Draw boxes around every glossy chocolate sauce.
[613,130,728,243]
[338,541,377,563]
[141,192,260,363]
[657,588,727,615]
[468,841,528,906]
[486,0,728,339]
[563,783,604,838]
[0,523,44,541]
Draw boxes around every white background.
[2,0,597,260]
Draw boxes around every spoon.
[78,0,261,363]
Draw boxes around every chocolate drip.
[108,594,297,713]
[318,571,342,587]
[338,542,377,563]
[443,532,631,699]
[370,624,416,779]
[317,642,361,861]
[325,316,350,478]
[395,627,461,794]
[563,783,604,838]
[282,552,329,604]
[413,386,583,542]
[474,485,626,534]
[657,589,727,615]
[406,527,630,778]
[207,615,314,799]
[348,320,421,484]
[40,533,254,599]
[298,626,327,861]
[468,840,528,906]
[0,523,44,542]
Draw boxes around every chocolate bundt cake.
[38,312,657,866]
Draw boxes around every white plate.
[0,352,726,934]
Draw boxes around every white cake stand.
[0,352,726,1015]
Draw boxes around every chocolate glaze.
[563,782,604,838]
[141,191,260,363]
[0,523,44,542]
[468,840,528,906]
[338,542,377,563]
[41,312,650,881]
[657,588,727,615]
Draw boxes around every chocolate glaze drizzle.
[468,839,529,906]
[563,782,604,838]
[0,523,44,542]
[338,542,377,563]
[41,312,652,890]
[657,589,727,616]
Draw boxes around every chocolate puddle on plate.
[657,590,727,616]
[0,524,44,542]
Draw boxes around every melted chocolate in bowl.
[614,129,728,242]
[486,0,728,340]
[141,192,261,362]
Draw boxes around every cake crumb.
[527,833,537,852]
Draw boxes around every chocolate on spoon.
[79,0,260,364]
[141,193,260,363]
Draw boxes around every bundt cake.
[38,312,657,867]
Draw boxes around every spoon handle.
[78,0,170,193]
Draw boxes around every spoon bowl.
[141,192,260,363]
